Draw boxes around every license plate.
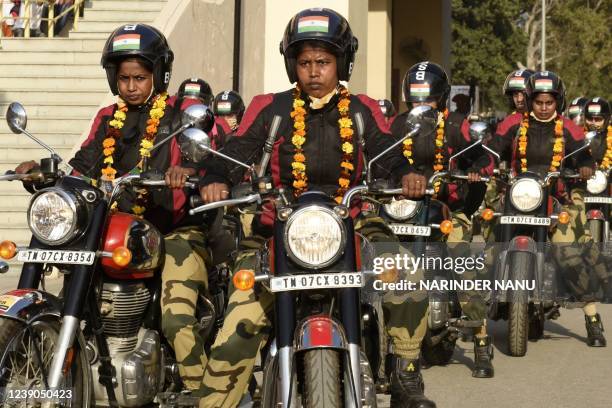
[270,272,363,292]
[17,250,96,265]
[500,216,551,226]
[390,224,431,236]
[584,196,612,204]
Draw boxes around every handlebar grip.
[4,170,16,176]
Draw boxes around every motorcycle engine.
[91,282,164,407]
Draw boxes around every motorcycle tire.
[507,251,530,357]
[528,303,545,340]
[0,316,91,407]
[421,328,456,366]
[303,349,342,408]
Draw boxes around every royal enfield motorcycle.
[483,133,595,356]
[0,102,232,407]
[181,106,439,408]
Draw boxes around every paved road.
[1,270,610,408]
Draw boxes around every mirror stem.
[367,124,421,184]
[18,126,62,162]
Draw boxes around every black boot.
[472,335,494,378]
[389,356,436,408]
[585,313,606,347]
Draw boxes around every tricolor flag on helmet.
[588,104,602,114]
[112,34,141,51]
[410,84,430,97]
[297,16,330,33]
[184,83,201,95]
[534,79,553,91]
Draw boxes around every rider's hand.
[579,166,593,180]
[401,173,426,199]
[467,171,482,182]
[164,166,195,189]
[15,160,38,175]
[200,182,230,203]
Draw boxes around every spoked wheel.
[0,317,90,407]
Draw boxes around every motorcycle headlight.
[509,178,543,212]
[284,206,346,269]
[383,198,420,221]
[28,189,82,246]
[587,170,608,195]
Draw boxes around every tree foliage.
[451,0,611,112]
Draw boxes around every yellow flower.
[109,119,123,129]
[342,142,353,155]
[294,121,305,131]
[292,135,305,146]
[114,110,126,121]
[294,153,305,162]
[338,177,350,188]
[338,118,353,128]
[141,139,154,150]
[292,162,306,171]
[435,139,444,147]
[103,156,114,164]
[103,147,114,156]
[334,196,343,204]
[103,138,115,148]
[340,127,354,138]
[293,179,307,189]
[293,98,305,109]
[132,205,146,215]
[341,161,354,171]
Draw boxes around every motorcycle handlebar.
[0,170,45,182]
[189,193,261,215]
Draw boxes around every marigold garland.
[599,125,612,170]
[517,113,564,173]
[290,85,355,204]
[402,109,447,194]
[101,92,168,215]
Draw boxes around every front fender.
[0,289,62,324]
[294,315,348,352]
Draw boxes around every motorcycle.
[0,102,233,407]
[376,122,493,367]
[182,106,438,407]
[482,132,595,356]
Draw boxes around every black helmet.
[525,71,566,114]
[566,96,589,123]
[377,99,396,118]
[178,78,213,105]
[101,24,174,95]
[584,97,611,130]
[402,61,450,108]
[280,8,358,83]
[503,69,534,95]
[213,90,245,121]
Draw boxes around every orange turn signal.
[558,211,570,225]
[233,269,255,291]
[379,266,399,284]
[112,246,132,267]
[0,241,17,260]
[440,220,453,235]
[481,208,495,221]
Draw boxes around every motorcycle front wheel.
[303,349,342,408]
[507,251,531,357]
[0,316,91,407]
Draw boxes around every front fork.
[274,287,363,407]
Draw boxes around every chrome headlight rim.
[27,188,84,246]
[586,170,608,195]
[283,205,347,270]
[383,198,421,221]
[509,178,543,212]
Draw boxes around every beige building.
[180,0,451,111]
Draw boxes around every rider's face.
[585,116,605,132]
[531,93,557,120]
[117,59,154,106]
[296,46,339,99]
[513,91,526,112]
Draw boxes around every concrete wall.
[366,0,392,99]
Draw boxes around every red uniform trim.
[357,94,390,133]
[236,93,274,137]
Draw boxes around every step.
[0,64,104,77]
[0,77,107,91]
[0,89,109,105]
[0,38,106,52]
[76,20,156,33]
[0,103,99,118]
[0,132,84,148]
[0,117,91,134]
[69,31,112,40]
[0,211,27,226]
[82,10,160,21]
[0,193,31,211]
[90,1,165,11]
[0,228,32,247]
[0,144,75,160]
[0,50,100,65]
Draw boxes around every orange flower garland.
[101,92,168,215]
[517,113,564,173]
[599,125,612,170]
[402,109,447,194]
[290,85,355,204]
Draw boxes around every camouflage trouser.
[198,215,428,408]
[448,211,488,323]
[552,188,610,300]
[161,227,210,392]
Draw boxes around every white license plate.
[584,196,612,204]
[270,272,363,292]
[500,216,551,226]
[390,224,431,236]
[17,250,96,265]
